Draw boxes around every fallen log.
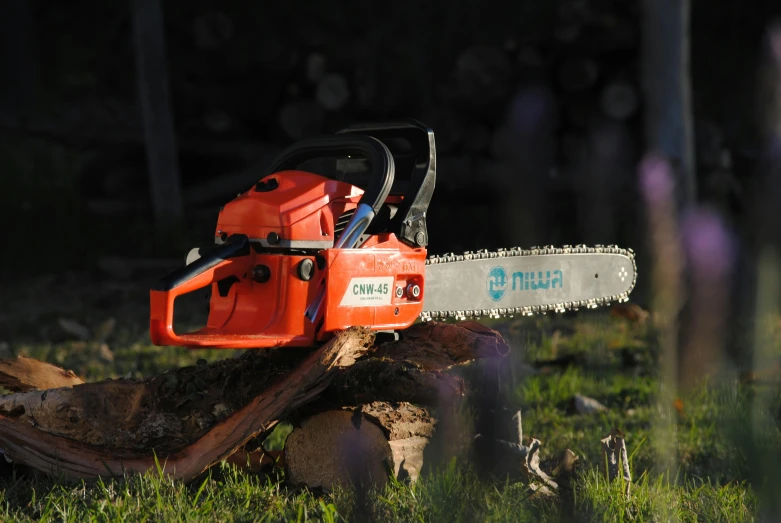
[0,321,508,484]
[0,328,375,481]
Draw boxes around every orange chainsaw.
[149,120,637,349]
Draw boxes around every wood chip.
[600,428,631,496]
[0,356,84,392]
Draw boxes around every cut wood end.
[284,410,393,491]
[285,403,436,490]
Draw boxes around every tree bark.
[0,328,375,481]
[0,0,36,120]
[131,0,184,226]
[0,322,508,483]
[641,0,696,211]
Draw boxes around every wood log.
[373,321,511,370]
[0,328,375,481]
[282,321,512,490]
[288,320,510,422]
[0,322,507,483]
[284,402,435,491]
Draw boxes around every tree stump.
[0,321,509,488]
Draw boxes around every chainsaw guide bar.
[421,245,637,321]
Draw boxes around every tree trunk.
[0,0,36,120]
[0,322,508,484]
[131,0,184,226]
[641,0,696,211]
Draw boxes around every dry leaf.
[524,438,559,491]
[610,303,649,323]
[98,343,115,363]
[552,449,579,477]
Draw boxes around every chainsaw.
[149,120,637,349]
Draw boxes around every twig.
[601,428,632,496]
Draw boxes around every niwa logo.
[486,266,507,301]
[486,266,565,302]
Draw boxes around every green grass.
[0,452,760,522]
[0,462,345,522]
[1,274,778,521]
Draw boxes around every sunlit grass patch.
[571,468,757,523]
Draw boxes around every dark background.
[0,0,779,304]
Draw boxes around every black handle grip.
[336,119,436,247]
[264,134,396,215]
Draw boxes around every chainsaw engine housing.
[150,121,436,349]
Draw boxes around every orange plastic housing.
[214,170,364,243]
[149,171,426,349]
[322,234,426,333]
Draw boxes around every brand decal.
[340,276,394,307]
[376,259,417,272]
[487,267,507,301]
[486,268,564,301]
[512,270,564,290]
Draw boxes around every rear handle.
[337,119,436,247]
